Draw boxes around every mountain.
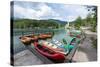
[47,19,67,25]
[13,19,66,29]
[14,18,67,25]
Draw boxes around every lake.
[13,29,68,54]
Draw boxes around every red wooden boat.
[33,42,65,62]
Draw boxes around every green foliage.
[13,19,64,29]
[74,16,82,29]
[86,6,97,32]
[69,6,97,32]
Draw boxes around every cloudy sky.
[13,1,90,22]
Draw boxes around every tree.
[86,6,97,32]
[74,16,82,29]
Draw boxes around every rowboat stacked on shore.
[19,36,32,45]
[39,38,75,55]
[69,30,81,38]
[68,30,85,44]
[31,37,76,62]
[19,31,81,63]
[39,40,67,55]
[19,33,53,45]
[19,35,38,45]
[33,41,66,62]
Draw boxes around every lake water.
[13,29,68,54]
[13,35,27,54]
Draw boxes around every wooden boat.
[19,35,38,45]
[40,40,68,55]
[33,41,65,62]
[29,35,38,41]
[51,39,75,54]
[69,30,81,38]
[38,33,52,39]
[69,32,81,38]
[19,36,32,45]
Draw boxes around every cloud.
[14,5,38,19]
[66,16,78,22]
[14,3,59,20]
[57,5,89,21]
[36,3,60,18]
[13,2,89,22]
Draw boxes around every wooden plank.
[25,45,53,64]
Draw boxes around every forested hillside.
[13,19,66,29]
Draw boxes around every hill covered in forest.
[13,19,67,29]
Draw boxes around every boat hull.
[19,36,32,45]
[33,42,65,62]
[38,33,52,39]
[19,35,38,45]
